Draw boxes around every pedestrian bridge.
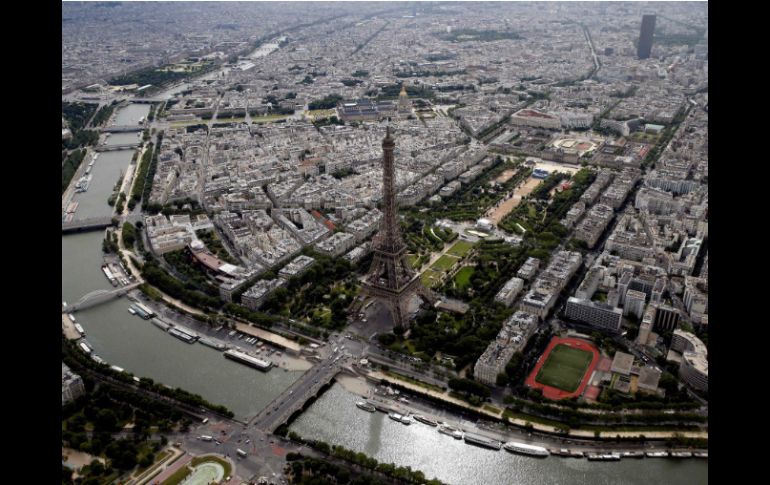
[67,282,142,312]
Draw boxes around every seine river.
[63,100,707,484]
[290,385,708,485]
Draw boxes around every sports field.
[535,344,594,393]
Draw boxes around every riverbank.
[336,374,373,397]
[274,353,313,372]
[289,384,708,485]
[369,370,707,442]
[62,313,80,340]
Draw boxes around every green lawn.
[447,240,475,258]
[421,270,443,288]
[535,344,593,392]
[454,266,474,290]
[431,254,459,272]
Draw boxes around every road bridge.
[61,216,114,233]
[250,360,345,432]
[62,214,143,234]
[102,125,144,133]
[67,282,142,312]
[95,143,141,152]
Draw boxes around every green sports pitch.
[535,344,593,393]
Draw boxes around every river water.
[63,96,707,484]
[69,150,134,220]
[289,385,708,485]
[104,132,141,146]
[113,104,150,126]
[62,103,300,421]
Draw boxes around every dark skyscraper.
[638,14,656,59]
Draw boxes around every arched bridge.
[67,282,142,312]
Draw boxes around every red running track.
[525,336,600,400]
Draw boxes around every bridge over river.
[250,358,350,433]
[61,214,143,234]
[66,282,143,312]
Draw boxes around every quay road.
[250,354,350,432]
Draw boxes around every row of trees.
[130,142,153,209]
[92,101,119,126]
[284,435,445,485]
[141,132,164,211]
[286,454,391,485]
[505,394,705,428]
[62,149,87,194]
[121,222,137,248]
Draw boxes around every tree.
[94,409,119,432]
[62,465,74,485]
[659,372,680,394]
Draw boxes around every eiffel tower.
[361,127,432,328]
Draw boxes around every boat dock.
[150,317,172,331]
[199,337,226,350]
[463,432,502,450]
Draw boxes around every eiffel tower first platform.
[361,127,433,328]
